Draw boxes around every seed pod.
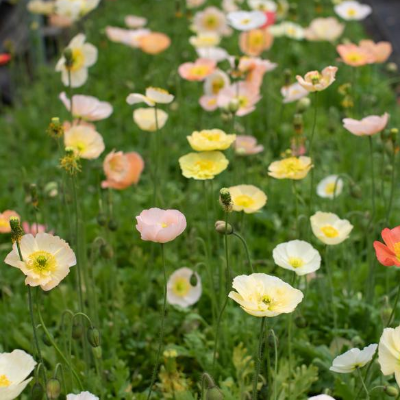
[46,378,61,399]
[87,327,101,348]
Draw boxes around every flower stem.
[232,232,253,273]
[385,147,397,224]
[325,246,338,333]
[292,180,299,237]
[368,136,376,221]
[270,329,278,400]
[252,317,266,400]
[147,244,167,399]
[357,368,370,399]
[153,104,160,206]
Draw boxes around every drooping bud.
[60,147,81,175]
[87,327,101,348]
[42,332,52,347]
[97,212,107,226]
[283,68,291,86]
[294,315,308,329]
[190,272,198,286]
[31,382,45,400]
[47,117,64,139]
[108,219,118,231]
[100,243,114,259]
[350,182,362,199]
[92,346,102,359]
[207,386,224,399]
[63,47,74,70]
[386,62,398,73]
[46,378,61,399]
[219,188,233,212]
[296,97,310,113]
[215,221,233,235]
[9,216,24,243]
[385,386,399,397]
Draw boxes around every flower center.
[279,157,303,175]
[0,375,11,387]
[325,182,337,195]
[288,257,304,268]
[346,52,364,63]
[321,225,339,238]
[203,132,221,141]
[191,65,210,77]
[211,77,225,94]
[161,222,169,228]
[237,95,249,107]
[249,31,264,46]
[204,15,219,29]
[394,242,400,261]
[172,278,191,297]
[27,251,57,274]
[234,195,255,208]
[241,18,251,25]
[195,160,214,171]
[347,8,357,17]
[68,48,85,72]
[0,219,9,228]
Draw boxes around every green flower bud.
[385,386,399,397]
[100,243,114,259]
[386,62,398,73]
[42,332,52,347]
[215,221,233,235]
[350,183,362,199]
[87,327,101,348]
[9,216,24,243]
[32,382,45,400]
[228,99,240,113]
[296,97,311,113]
[294,315,308,329]
[97,213,107,226]
[92,346,102,359]
[207,386,224,399]
[46,378,61,399]
[219,188,233,212]
[190,272,198,286]
[108,219,118,231]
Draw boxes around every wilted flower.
[135,208,187,243]
[281,82,309,103]
[378,326,400,386]
[310,211,353,245]
[228,185,267,213]
[227,10,267,31]
[234,135,264,155]
[138,32,171,54]
[125,15,147,29]
[67,392,99,400]
[373,226,400,267]
[337,43,375,67]
[167,267,202,307]
[0,349,36,400]
[0,211,20,234]
[296,66,338,92]
[187,129,236,151]
[179,58,216,81]
[179,151,229,180]
[55,34,97,88]
[5,233,76,290]
[229,273,303,317]
[102,150,144,190]
[133,108,168,131]
[343,113,389,136]
[330,344,377,373]
[268,156,313,180]
[127,87,174,106]
[59,92,113,121]
[317,175,344,199]
[239,28,273,56]
[64,126,105,159]
[273,240,321,276]
[305,17,344,42]
[334,1,372,21]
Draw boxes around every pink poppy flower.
[105,27,151,48]
[63,120,96,132]
[136,208,187,243]
[178,58,216,81]
[234,135,264,155]
[59,92,113,122]
[199,95,219,111]
[0,210,19,233]
[217,82,261,116]
[373,226,400,267]
[343,113,389,136]
[101,150,144,190]
[23,222,53,236]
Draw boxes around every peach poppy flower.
[343,113,389,136]
[239,28,274,56]
[234,135,264,155]
[101,150,144,190]
[199,95,219,111]
[281,82,309,103]
[0,211,20,233]
[59,92,113,121]
[374,226,400,267]
[138,32,171,54]
[22,222,52,236]
[217,82,261,116]
[239,57,277,88]
[178,58,216,81]
[125,15,147,29]
[359,40,392,64]
[337,43,375,67]
[296,66,338,92]
[136,208,187,243]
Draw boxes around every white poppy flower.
[55,0,100,20]
[0,350,36,400]
[310,212,353,245]
[317,175,343,199]
[282,22,305,40]
[125,15,147,29]
[334,1,372,21]
[273,240,321,276]
[127,87,174,106]
[67,392,99,400]
[55,34,98,88]
[281,82,309,103]
[330,344,377,373]
[227,10,267,31]
[378,326,400,386]
[309,396,336,400]
[196,47,229,62]
[167,267,202,308]
[248,0,277,12]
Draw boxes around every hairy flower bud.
[219,188,233,212]
[87,327,101,348]
[9,216,24,243]
[72,322,84,340]
[47,117,64,139]
[207,387,224,399]
[385,386,399,397]
[228,99,240,114]
[190,272,198,286]
[293,113,303,134]
[46,378,61,399]
[215,221,233,235]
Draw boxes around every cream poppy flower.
[179,151,229,180]
[127,87,174,107]
[281,82,309,103]
[55,34,98,88]
[187,129,236,151]
[59,92,113,121]
[228,185,267,213]
[227,10,267,31]
[296,66,338,92]
[378,326,400,386]
[64,126,105,159]
[229,273,303,317]
[273,240,321,276]
[305,17,344,42]
[310,212,353,245]
[167,267,202,308]
[0,349,36,400]
[204,70,230,96]
[133,108,168,132]
[27,0,55,15]
[196,47,229,62]
[193,6,229,35]
[268,156,313,180]
[334,1,372,21]
[189,32,221,48]
[330,344,377,373]
[282,22,305,40]
[67,392,99,400]
[55,0,100,20]
[125,15,147,29]
[317,175,343,199]
[248,0,277,12]
[4,233,76,291]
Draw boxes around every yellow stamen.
[172,278,190,297]
[67,48,85,72]
[27,251,57,275]
[0,375,11,387]
[321,225,339,238]
[288,257,304,268]
[325,182,337,195]
[234,195,255,208]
